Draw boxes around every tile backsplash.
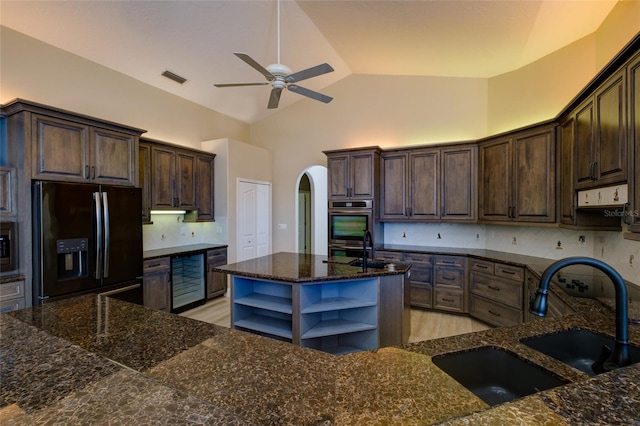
[383,222,640,285]
[142,214,224,251]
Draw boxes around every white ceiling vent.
[161,70,187,85]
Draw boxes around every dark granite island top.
[213,251,410,282]
[3,291,640,424]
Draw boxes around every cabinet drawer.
[434,255,466,268]
[207,250,228,266]
[470,259,494,274]
[470,272,522,309]
[435,267,464,288]
[410,283,433,308]
[434,288,464,312]
[143,257,170,273]
[375,250,403,262]
[494,263,524,282]
[0,297,25,313]
[410,265,432,284]
[403,252,432,264]
[470,294,522,327]
[0,280,25,301]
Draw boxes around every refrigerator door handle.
[102,191,110,278]
[94,192,103,280]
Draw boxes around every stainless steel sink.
[521,328,640,376]
[432,347,568,406]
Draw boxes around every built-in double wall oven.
[328,200,378,258]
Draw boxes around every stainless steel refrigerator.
[32,181,143,305]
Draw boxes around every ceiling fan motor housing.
[266,63,292,78]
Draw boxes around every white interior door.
[237,180,271,262]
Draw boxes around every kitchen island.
[214,252,412,354]
[3,250,640,424]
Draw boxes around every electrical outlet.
[180,227,186,236]
[512,237,517,245]
[578,235,586,247]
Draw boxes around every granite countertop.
[214,252,410,283]
[3,293,640,424]
[143,243,228,260]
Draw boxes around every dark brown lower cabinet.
[143,257,171,312]
[207,248,228,299]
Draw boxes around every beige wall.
[0,27,250,147]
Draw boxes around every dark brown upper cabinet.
[145,139,215,220]
[138,142,152,223]
[628,52,640,235]
[479,124,556,224]
[575,69,627,190]
[325,147,380,200]
[380,144,476,222]
[28,111,139,187]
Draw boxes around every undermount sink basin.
[432,347,568,406]
[349,258,391,269]
[521,328,640,376]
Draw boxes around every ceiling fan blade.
[234,53,275,81]
[214,82,270,87]
[287,85,333,104]
[268,88,282,109]
[286,63,334,83]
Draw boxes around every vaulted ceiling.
[0,1,618,123]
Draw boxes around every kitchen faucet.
[530,256,632,373]
[362,230,374,272]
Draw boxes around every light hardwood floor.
[181,296,490,343]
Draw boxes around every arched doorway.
[296,166,328,255]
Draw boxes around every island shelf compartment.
[232,277,293,341]
[299,278,379,354]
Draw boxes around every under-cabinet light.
[150,210,187,215]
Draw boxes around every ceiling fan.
[214,0,334,109]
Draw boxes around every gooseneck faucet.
[362,230,374,272]
[530,256,631,373]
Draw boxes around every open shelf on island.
[301,318,377,339]
[235,293,292,314]
[234,314,293,340]
[301,329,378,354]
[301,297,377,314]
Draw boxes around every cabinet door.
[575,99,595,189]
[151,145,176,209]
[175,150,197,210]
[0,167,16,218]
[409,150,439,220]
[143,258,171,312]
[326,154,350,199]
[478,139,511,221]
[138,143,152,223]
[441,146,476,221]
[194,154,215,221]
[560,118,576,225]
[512,128,555,223]
[207,249,228,299]
[31,114,90,182]
[594,69,626,186]
[630,53,640,233]
[350,152,375,198]
[91,128,136,186]
[380,153,407,220]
